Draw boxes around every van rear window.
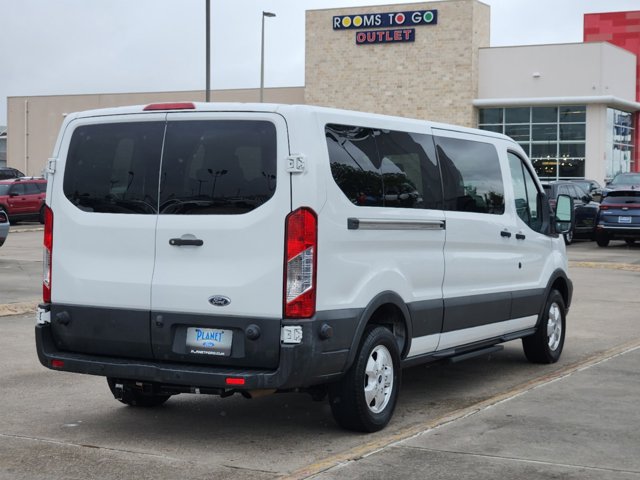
[64,122,165,214]
[159,120,277,215]
[63,120,277,215]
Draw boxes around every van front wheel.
[329,326,400,432]
[522,289,566,364]
[107,378,171,407]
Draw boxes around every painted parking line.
[569,261,640,272]
[283,339,640,480]
[0,301,39,318]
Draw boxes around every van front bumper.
[35,318,354,391]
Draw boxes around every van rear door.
[150,113,290,368]
[50,114,166,359]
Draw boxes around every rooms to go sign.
[333,10,437,30]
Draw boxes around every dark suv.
[542,181,599,244]
[595,190,640,247]
[0,177,47,223]
[0,167,26,180]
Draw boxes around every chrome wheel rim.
[546,302,563,351]
[364,345,394,414]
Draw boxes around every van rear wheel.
[107,378,171,407]
[329,326,400,432]
[522,289,566,364]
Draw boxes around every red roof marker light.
[143,102,196,111]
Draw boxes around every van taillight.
[284,207,317,319]
[43,205,53,303]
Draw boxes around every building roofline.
[473,96,640,112]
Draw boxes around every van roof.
[63,102,513,143]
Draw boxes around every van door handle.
[500,230,511,238]
[515,233,526,240]
[169,238,204,246]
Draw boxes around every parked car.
[601,172,640,198]
[0,209,9,247]
[571,179,602,202]
[0,167,26,180]
[595,189,640,247]
[0,177,47,224]
[542,181,598,244]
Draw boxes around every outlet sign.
[356,28,415,45]
[333,10,437,30]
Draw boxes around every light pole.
[205,0,211,102]
[260,11,276,103]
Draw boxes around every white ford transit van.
[36,103,573,432]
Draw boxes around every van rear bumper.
[35,318,354,391]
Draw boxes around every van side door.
[506,150,553,320]
[433,130,519,350]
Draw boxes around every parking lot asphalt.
[0,232,639,479]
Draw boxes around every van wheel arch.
[547,273,571,312]
[344,292,412,372]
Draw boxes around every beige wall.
[478,42,637,100]
[7,87,304,176]
[305,0,490,126]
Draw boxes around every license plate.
[619,216,632,224]
[186,327,232,356]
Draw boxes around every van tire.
[522,289,566,364]
[329,326,400,432]
[107,378,171,407]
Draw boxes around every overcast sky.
[1,0,639,125]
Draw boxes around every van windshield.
[63,120,277,215]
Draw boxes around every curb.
[0,301,39,317]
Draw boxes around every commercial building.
[5,0,639,185]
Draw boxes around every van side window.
[507,152,543,232]
[325,125,383,207]
[64,122,165,214]
[326,124,442,209]
[435,136,505,215]
[159,120,277,215]
[375,130,442,209]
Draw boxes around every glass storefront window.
[559,124,586,141]
[479,108,502,125]
[605,108,635,179]
[505,107,530,124]
[480,125,502,134]
[532,107,557,123]
[560,106,586,123]
[505,124,529,142]
[532,124,557,141]
[479,105,587,180]
[558,158,585,178]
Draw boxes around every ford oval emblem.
[209,295,231,307]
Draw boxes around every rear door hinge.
[286,154,306,174]
[46,157,57,174]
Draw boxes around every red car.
[0,177,47,223]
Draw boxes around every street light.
[260,11,276,103]
[205,0,211,102]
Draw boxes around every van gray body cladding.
[49,304,282,369]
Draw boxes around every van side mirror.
[554,194,573,234]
